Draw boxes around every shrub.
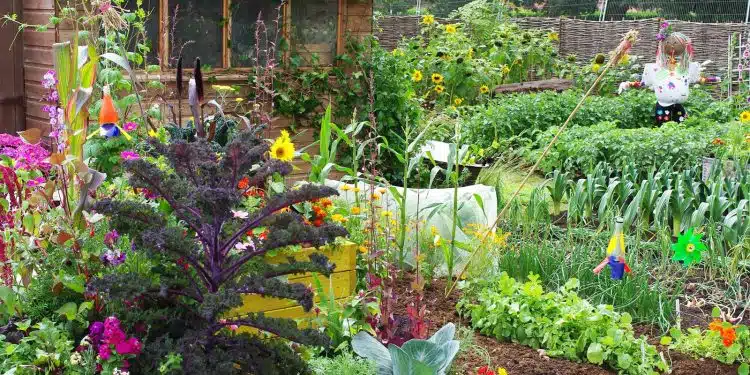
[307,351,376,375]
[457,272,669,374]
[90,128,348,374]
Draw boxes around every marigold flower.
[238,176,250,190]
[351,206,361,215]
[331,214,347,223]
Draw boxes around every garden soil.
[391,276,739,375]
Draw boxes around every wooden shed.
[5,0,373,139]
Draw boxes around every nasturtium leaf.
[586,343,604,364]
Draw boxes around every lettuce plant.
[90,128,347,374]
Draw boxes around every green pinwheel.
[672,228,707,267]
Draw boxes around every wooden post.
[223,0,231,68]
[159,0,170,69]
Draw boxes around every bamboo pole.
[445,30,640,297]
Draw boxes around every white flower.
[80,335,91,347]
[232,210,249,219]
[70,352,82,365]
[113,369,130,375]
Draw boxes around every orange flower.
[712,138,725,145]
[238,176,250,190]
[313,219,324,227]
[721,327,737,347]
[320,198,333,208]
[351,206,361,215]
[709,318,723,332]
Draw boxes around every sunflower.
[671,228,707,267]
[270,131,295,162]
[412,70,423,82]
[740,111,750,123]
[445,24,457,34]
[501,65,510,75]
[619,54,631,66]
[434,85,445,94]
[480,85,490,94]
[421,15,435,25]
[547,32,559,42]
[591,63,602,73]
[454,97,464,106]
[431,73,444,84]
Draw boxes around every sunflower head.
[445,24,457,34]
[434,85,445,94]
[480,85,490,94]
[421,15,435,25]
[270,132,295,162]
[501,65,511,75]
[547,32,559,42]
[412,70,423,82]
[454,97,464,106]
[431,73,444,84]
[740,111,750,123]
[592,63,602,73]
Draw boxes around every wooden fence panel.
[0,0,25,134]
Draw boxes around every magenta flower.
[0,134,22,148]
[115,337,142,355]
[120,151,140,161]
[26,176,46,188]
[104,230,120,248]
[123,122,138,132]
[98,344,111,360]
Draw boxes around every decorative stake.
[593,217,631,280]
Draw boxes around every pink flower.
[98,344,111,360]
[123,122,138,132]
[26,176,46,188]
[115,337,142,355]
[120,151,140,161]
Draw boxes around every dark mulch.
[389,275,739,375]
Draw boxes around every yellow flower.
[421,15,435,25]
[430,226,438,236]
[390,219,398,226]
[235,98,244,103]
[434,85,445,94]
[358,245,368,254]
[351,206,361,215]
[212,85,236,93]
[412,70,423,82]
[619,54,630,65]
[353,187,361,193]
[501,65,511,75]
[416,253,426,263]
[341,184,352,192]
[377,187,387,194]
[381,210,393,218]
[431,73,444,84]
[148,129,158,138]
[371,193,381,200]
[497,368,508,375]
[270,132,295,162]
[480,85,490,94]
[591,63,602,73]
[445,24,457,34]
[454,97,464,106]
[392,49,404,57]
[467,48,474,59]
[433,235,443,246]
[331,214,347,223]
[547,32,559,42]
[740,111,750,123]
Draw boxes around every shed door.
[0,0,25,134]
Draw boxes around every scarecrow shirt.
[641,62,701,106]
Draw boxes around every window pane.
[122,0,159,66]
[230,1,280,67]
[290,0,338,66]
[170,0,223,68]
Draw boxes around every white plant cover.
[324,179,497,276]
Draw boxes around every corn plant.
[669,180,694,237]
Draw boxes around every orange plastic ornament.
[99,86,119,125]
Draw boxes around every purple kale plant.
[91,128,347,374]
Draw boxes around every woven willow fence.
[375,16,750,76]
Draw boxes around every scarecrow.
[593,217,631,280]
[618,21,720,125]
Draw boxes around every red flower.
[238,176,249,190]
[478,366,495,375]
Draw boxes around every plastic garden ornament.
[95,86,131,140]
[593,217,631,280]
[672,228,707,267]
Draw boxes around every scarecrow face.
[664,35,686,57]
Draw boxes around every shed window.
[126,0,340,69]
